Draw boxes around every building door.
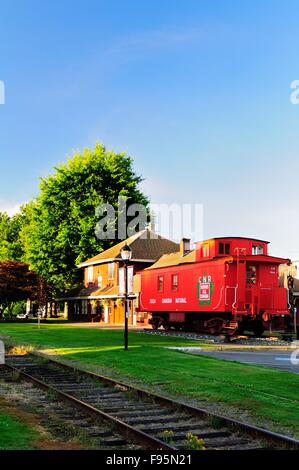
[108,304,114,324]
[115,302,123,324]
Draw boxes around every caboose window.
[171,274,179,291]
[157,276,164,292]
[202,244,209,257]
[246,265,257,285]
[252,245,263,255]
[219,243,230,255]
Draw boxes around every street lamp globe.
[121,244,132,262]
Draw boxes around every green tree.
[0,212,10,260]
[22,143,149,294]
[0,210,27,261]
[0,260,38,318]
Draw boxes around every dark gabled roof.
[78,229,179,268]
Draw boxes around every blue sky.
[1,0,299,257]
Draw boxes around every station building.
[280,260,299,321]
[62,229,178,325]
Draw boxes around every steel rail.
[29,352,299,450]
[4,362,176,451]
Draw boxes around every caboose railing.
[212,286,225,310]
[244,285,288,314]
[225,286,237,306]
[225,285,247,314]
[225,284,288,314]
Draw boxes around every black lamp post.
[120,244,132,351]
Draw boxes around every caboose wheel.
[252,321,265,337]
[151,317,161,330]
[206,318,224,335]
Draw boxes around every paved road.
[195,349,299,374]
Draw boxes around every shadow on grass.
[1,323,299,434]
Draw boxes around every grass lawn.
[0,410,39,450]
[1,322,299,437]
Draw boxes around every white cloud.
[106,28,205,57]
[0,201,23,217]
[119,29,203,49]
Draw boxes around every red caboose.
[139,237,291,336]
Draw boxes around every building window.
[157,275,164,292]
[87,266,94,284]
[252,245,263,255]
[202,244,209,257]
[108,263,115,280]
[171,274,179,291]
[97,276,102,288]
[82,300,88,315]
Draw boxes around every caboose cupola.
[195,237,269,262]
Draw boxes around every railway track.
[0,366,138,450]
[2,353,299,451]
[141,328,288,344]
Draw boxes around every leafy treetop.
[0,260,38,307]
[21,143,149,294]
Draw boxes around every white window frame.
[252,245,264,255]
[108,263,115,280]
[87,266,94,283]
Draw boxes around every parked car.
[16,313,29,321]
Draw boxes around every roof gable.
[78,229,179,267]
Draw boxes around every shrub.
[184,432,206,450]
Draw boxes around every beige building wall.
[279,262,299,289]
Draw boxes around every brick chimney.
[180,238,191,256]
[148,211,156,233]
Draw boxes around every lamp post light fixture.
[120,244,132,351]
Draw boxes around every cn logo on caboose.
[197,274,214,305]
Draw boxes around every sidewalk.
[66,322,146,330]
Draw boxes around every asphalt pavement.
[193,349,299,374]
